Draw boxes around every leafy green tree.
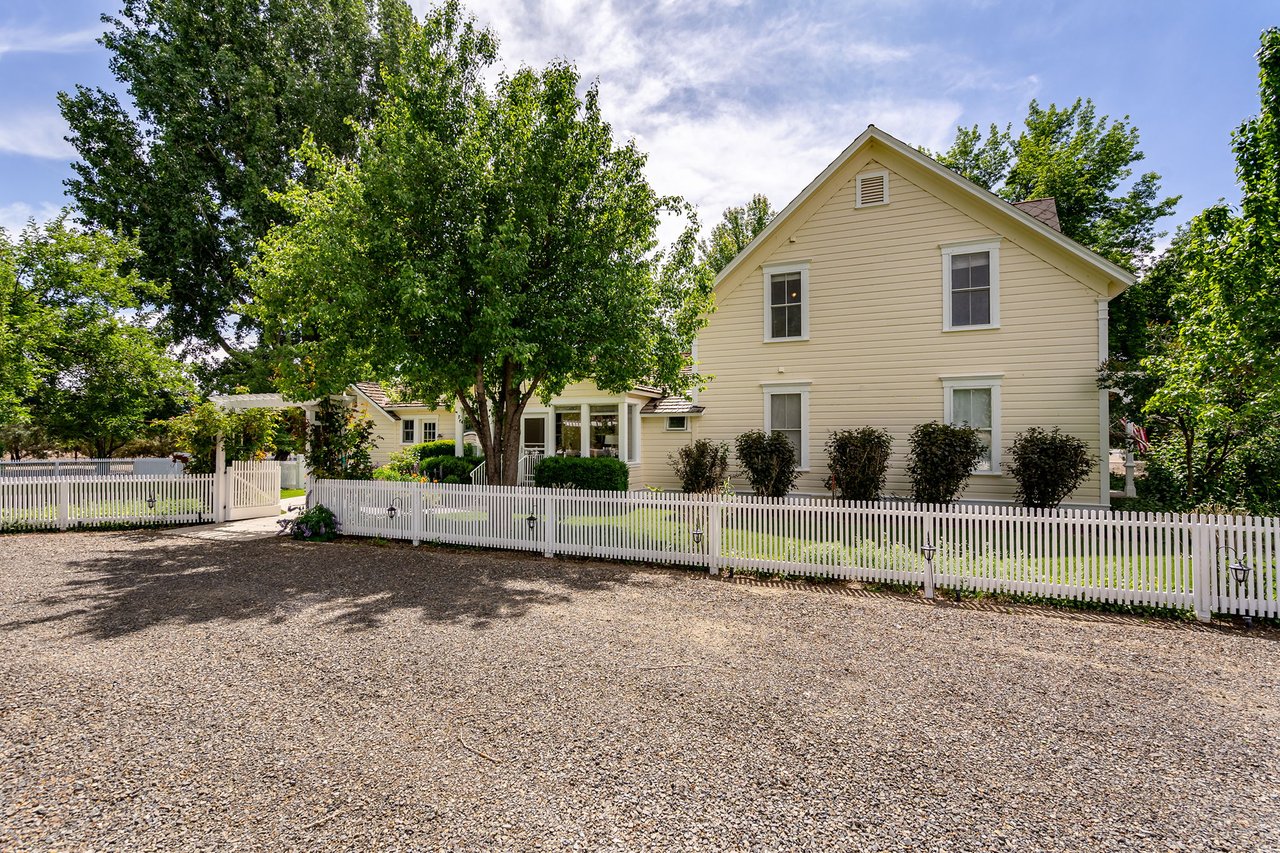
[33,321,193,458]
[930,99,1178,272]
[59,0,413,375]
[700,194,774,275]
[1,215,185,446]
[251,5,712,485]
[1132,28,1280,505]
[164,400,283,473]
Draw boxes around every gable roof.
[714,125,1135,298]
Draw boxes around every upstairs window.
[762,263,809,342]
[942,240,1000,331]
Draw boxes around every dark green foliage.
[826,427,893,501]
[376,439,481,482]
[906,422,985,504]
[307,398,376,480]
[59,0,413,364]
[1007,427,1094,508]
[669,439,729,493]
[533,456,629,491]
[734,430,799,498]
[292,504,338,541]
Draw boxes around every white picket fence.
[310,479,1280,622]
[0,475,215,530]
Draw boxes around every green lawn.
[281,488,306,499]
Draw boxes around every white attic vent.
[855,169,889,208]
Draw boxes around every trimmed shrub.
[292,504,338,541]
[533,456,630,491]
[373,454,479,483]
[669,440,730,493]
[906,422,985,504]
[735,430,799,498]
[826,427,893,501]
[1007,427,1094,508]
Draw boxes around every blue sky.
[0,0,1275,245]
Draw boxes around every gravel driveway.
[2,530,1277,851]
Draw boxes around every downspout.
[1097,298,1111,508]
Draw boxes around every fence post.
[707,496,722,575]
[57,479,70,531]
[1191,519,1214,623]
[543,493,556,558]
[411,484,422,547]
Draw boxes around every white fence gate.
[224,460,282,521]
[310,480,1280,623]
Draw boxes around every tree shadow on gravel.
[0,533,647,639]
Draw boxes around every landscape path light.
[920,541,937,600]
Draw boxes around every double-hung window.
[763,263,809,342]
[762,382,810,471]
[942,240,1000,330]
[942,376,1002,473]
[402,419,416,444]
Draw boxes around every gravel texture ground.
[1,530,1278,852]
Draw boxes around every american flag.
[1120,418,1150,453]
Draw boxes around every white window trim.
[761,381,811,472]
[941,375,1003,475]
[941,239,1001,332]
[761,261,810,343]
[420,418,438,442]
[625,402,641,465]
[401,418,416,444]
[665,416,689,432]
[855,168,890,208]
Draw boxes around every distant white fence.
[311,479,1280,622]
[0,475,215,530]
[0,457,185,478]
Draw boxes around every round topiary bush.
[669,439,730,493]
[906,421,985,504]
[825,427,893,501]
[1007,426,1094,508]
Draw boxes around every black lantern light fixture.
[692,528,704,546]
[146,494,157,510]
[920,542,937,562]
[1229,557,1252,587]
[1218,545,1253,587]
[526,512,537,531]
[386,496,402,521]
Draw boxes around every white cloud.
[0,111,75,159]
[405,1,1010,244]
[0,201,61,234]
[0,25,98,56]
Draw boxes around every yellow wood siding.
[635,417,700,490]
[354,402,455,468]
[698,149,1107,505]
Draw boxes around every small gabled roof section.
[713,125,1136,299]
[640,396,705,415]
[1013,197,1062,232]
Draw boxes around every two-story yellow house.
[631,125,1133,506]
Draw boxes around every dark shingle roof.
[1012,197,1062,232]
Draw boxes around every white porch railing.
[518,451,543,486]
[469,460,486,486]
[309,480,1280,623]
